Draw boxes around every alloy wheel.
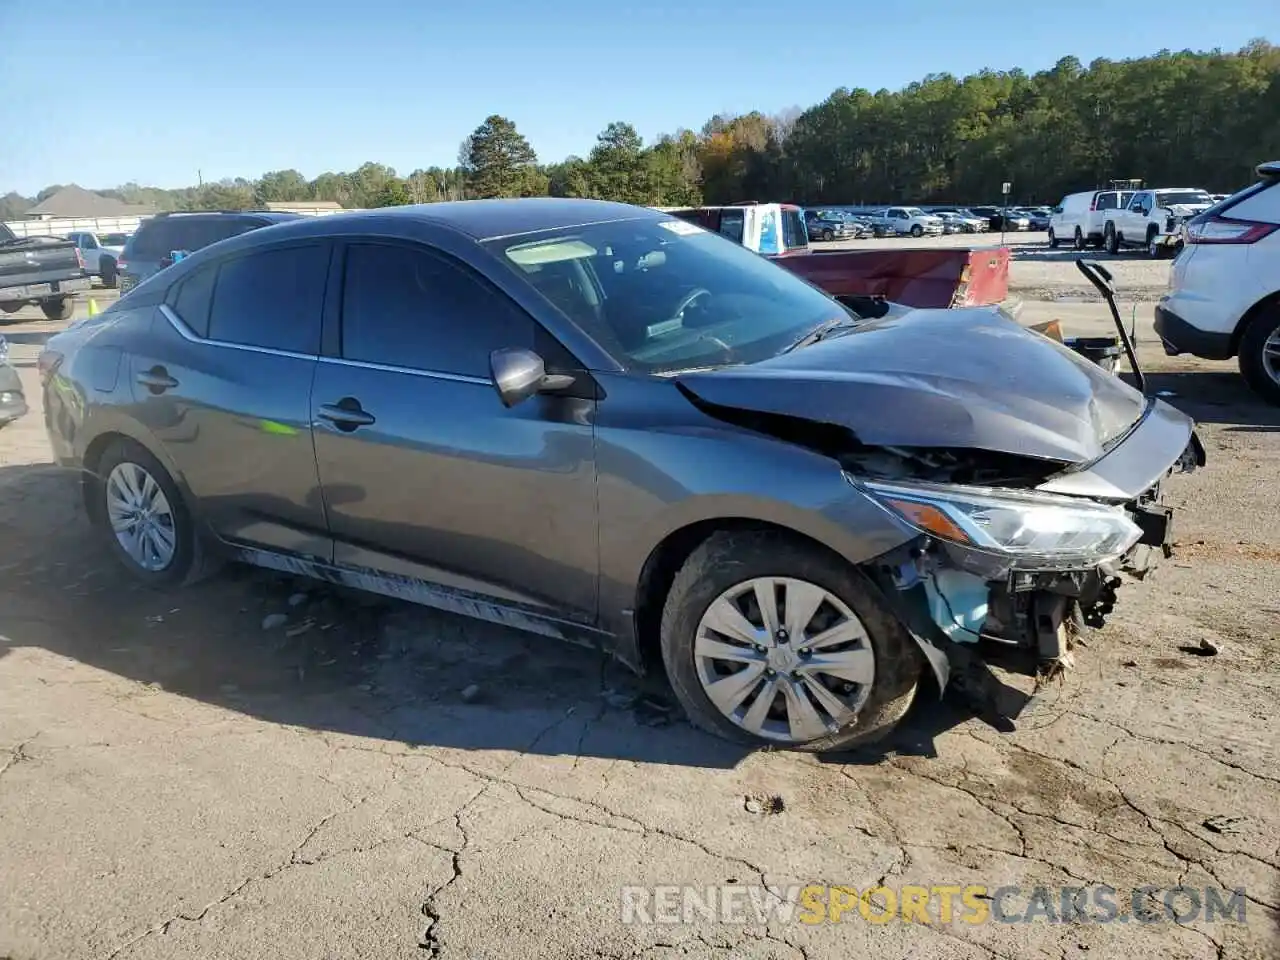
[1262,327,1280,387]
[105,461,177,572]
[693,577,875,743]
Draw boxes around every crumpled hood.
[676,307,1148,464]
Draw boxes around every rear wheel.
[659,530,922,752]
[40,297,74,322]
[0,301,21,314]
[1105,223,1121,256]
[1238,307,1280,406]
[93,439,214,586]
[100,257,118,289]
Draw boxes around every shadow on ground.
[0,462,987,771]
[1134,369,1280,426]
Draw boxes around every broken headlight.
[856,477,1143,570]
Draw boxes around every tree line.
[3,41,1276,222]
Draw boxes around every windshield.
[1156,190,1212,207]
[489,217,850,374]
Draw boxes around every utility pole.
[197,169,204,188]
[1000,181,1011,246]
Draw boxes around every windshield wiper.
[780,316,859,354]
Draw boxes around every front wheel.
[1048,228,1059,249]
[821,229,834,242]
[0,301,21,315]
[910,224,924,238]
[659,530,922,752]
[1238,308,1280,405]
[40,297,74,322]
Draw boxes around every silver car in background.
[40,199,1202,753]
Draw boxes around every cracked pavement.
[1,264,1278,960]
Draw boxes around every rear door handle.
[136,366,178,392]
[318,398,376,431]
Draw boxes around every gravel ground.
[1,252,1277,960]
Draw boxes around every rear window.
[1094,192,1121,211]
[718,209,745,244]
[129,217,261,259]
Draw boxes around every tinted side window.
[166,265,217,337]
[340,243,532,377]
[207,244,328,353]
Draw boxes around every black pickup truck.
[0,223,90,322]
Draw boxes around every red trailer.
[661,203,1010,310]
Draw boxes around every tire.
[1048,228,1058,249]
[659,530,923,753]
[93,438,216,587]
[100,257,118,289]
[910,224,924,238]
[1237,307,1280,405]
[1104,223,1120,256]
[1146,227,1161,258]
[0,301,22,314]
[821,229,834,242]
[1073,228,1085,251]
[40,297,74,322]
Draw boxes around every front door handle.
[137,366,178,393]
[318,398,376,431]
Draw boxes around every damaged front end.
[850,428,1204,726]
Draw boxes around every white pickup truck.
[65,230,131,288]
[874,206,945,238]
[1101,188,1214,257]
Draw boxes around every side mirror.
[489,347,575,408]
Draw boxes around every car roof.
[141,211,301,226]
[250,198,662,242]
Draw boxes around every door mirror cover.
[490,347,547,408]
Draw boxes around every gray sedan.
[40,199,1201,752]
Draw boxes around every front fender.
[595,420,918,638]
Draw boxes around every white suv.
[1156,161,1280,403]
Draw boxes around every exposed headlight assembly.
[856,477,1143,570]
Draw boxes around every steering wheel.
[671,287,712,321]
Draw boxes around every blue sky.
[0,0,1273,195]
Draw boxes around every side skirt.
[231,543,620,658]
